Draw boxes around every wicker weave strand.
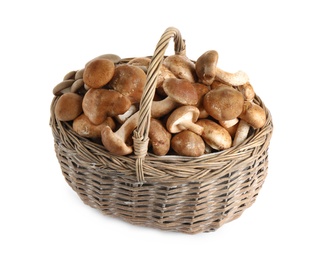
[133,27,186,182]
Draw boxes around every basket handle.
[132,27,186,183]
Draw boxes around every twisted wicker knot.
[132,130,149,183]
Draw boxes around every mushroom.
[149,118,171,156]
[54,92,83,121]
[215,67,249,86]
[53,79,75,96]
[166,106,204,135]
[218,118,239,128]
[70,78,85,95]
[101,112,139,156]
[195,50,218,85]
[203,86,244,121]
[75,68,84,80]
[224,122,240,139]
[171,130,205,157]
[232,119,250,146]
[193,82,210,119]
[210,81,232,90]
[238,101,266,129]
[115,104,138,124]
[196,119,232,150]
[163,54,197,82]
[83,58,116,89]
[236,82,255,101]
[109,64,146,104]
[73,114,116,138]
[92,54,121,64]
[151,78,199,118]
[82,88,131,125]
[127,57,151,67]
[156,64,177,89]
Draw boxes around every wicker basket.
[50,27,273,234]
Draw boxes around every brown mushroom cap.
[149,118,171,156]
[93,54,121,64]
[162,78,199,105]
[195,50,219,85]
[73,114,116,138]
[82,88,131,125]
[239,101,266,129]
[236,82,255,101]
[54,92,83,121]
[156,64,176,89]
[196,119,232,150]
[166,106,204,135]
[151,78,199,118]
[163,54,197,82]
[83,58,115,89]
[171,130,205,157]
[193,82,210,118]
[109,64,146,104]
[127,57,151,67]
[203,86,244,121]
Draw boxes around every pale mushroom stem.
[182,121,204,136]
[233,120,250,146]
[215,67,249,86]
[116,112,139,141]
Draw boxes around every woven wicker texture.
[50,27,273,234]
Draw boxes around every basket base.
[58,152,268,234]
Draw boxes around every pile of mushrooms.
[53,51,266,157]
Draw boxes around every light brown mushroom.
[82,88,131,125]
[93,54,121,64]
[166,106,204,135]
[156,64,177,89]
[127,57,151,67]
[238,101,266,129]
[53,79,75,96]
[210,81,232,90]
[232,119,250,146]
[83,58,115,89]
[54,92,83,121]
[171,130,205,157]
[196,119,232,150]
[101,112,139,156]
[73,114,116,138]
[163,54,197,82]
[215,67,249,86]
[193,82,210,118]
[75,69,84,80]
[149,118,171,156]
[195,50,219,85]
[151,78,199,118]
[70,78,85,95]
[236,82,255,101]
[63,70,77,80]
[203,86,244,121]
[109,64,146,104]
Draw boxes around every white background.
[1,0,328,259]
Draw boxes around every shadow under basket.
[50,27,273,234]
